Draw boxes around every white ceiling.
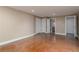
[10,6,79,17]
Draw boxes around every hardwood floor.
[0,33,79,52]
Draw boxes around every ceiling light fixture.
[32,9,34,12]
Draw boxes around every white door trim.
[65,16,67,35]
[54,18,56,35]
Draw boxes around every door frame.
[51,18,56,34]
[65,15,77,37]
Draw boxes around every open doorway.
[65,16,77,38]
[50,18,56,35]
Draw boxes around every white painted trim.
[55,33,66,35]
[0,33,37,46]
[46,18,51,33]
[65,16,67,35]
[54,18,56,35]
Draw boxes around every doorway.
[65,16,77,38]
[50,18,56,35]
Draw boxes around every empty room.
[0,6,79,52]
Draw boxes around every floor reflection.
[0,33,79,52]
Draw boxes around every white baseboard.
[0,33,37,46]
[55,33,66,35]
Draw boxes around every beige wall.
[0,7,35,42]
[55,16,65,35]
